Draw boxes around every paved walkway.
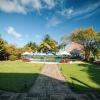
[28,64,80,100]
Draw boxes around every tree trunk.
[84,49,90,61]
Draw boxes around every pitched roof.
[65,42,83,52]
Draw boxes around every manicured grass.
[0,61,44,92]
[59,63,100,92]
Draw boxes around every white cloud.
[6,26,22,38]
[73,2,100,17]
[59,1,100,19]
[20,0,32,5]
[47,16,61,28]
[0,0,99,21]
[0,0,26,14]
[0,0,58,13]
[75,11,97,21]
[43,0,55,9]
[59,8,73,16]
[33,0,42,11]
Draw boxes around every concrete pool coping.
[30,61,59,64]
[30,59,61,64]
[30,60,84,64]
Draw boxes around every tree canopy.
[24,42,38,53]
[70,28,100,61]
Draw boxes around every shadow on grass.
[70,77,93,89]
[78,63,100,89]
[0,72,100,94]
[0,73,39,92]
[70,77,100,93]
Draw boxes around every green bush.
[9,55,17,61]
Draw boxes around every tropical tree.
[39,41,51,54]
[5,44,16,55]
[0,35,22,60]
[70,28,100,61]
[43,34,51,42]
[90,32,100,59]
[5,44,23,59]
[58,42,66,50]
[0,37,8,60]
[24,42,37,53]
[39,34,59,54]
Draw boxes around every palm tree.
[43,34,51,42]
[39,41,51,54]
[24,42,37,53]
[39,34,59,54]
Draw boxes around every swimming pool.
[31,59,61,62]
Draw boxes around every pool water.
[31,59,61,62]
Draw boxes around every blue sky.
[0,0,100,47]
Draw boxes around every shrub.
[9,55,17,61]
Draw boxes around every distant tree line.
[0,27,100,61]
[0,34,65,61]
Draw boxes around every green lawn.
[59,63,100,92]
[0,61,43,92]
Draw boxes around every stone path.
[0,64,100,100]
[28,64,81,100]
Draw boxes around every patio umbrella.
[22,52,33,56]
[60,51,71,55]
[34,52,46,56]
